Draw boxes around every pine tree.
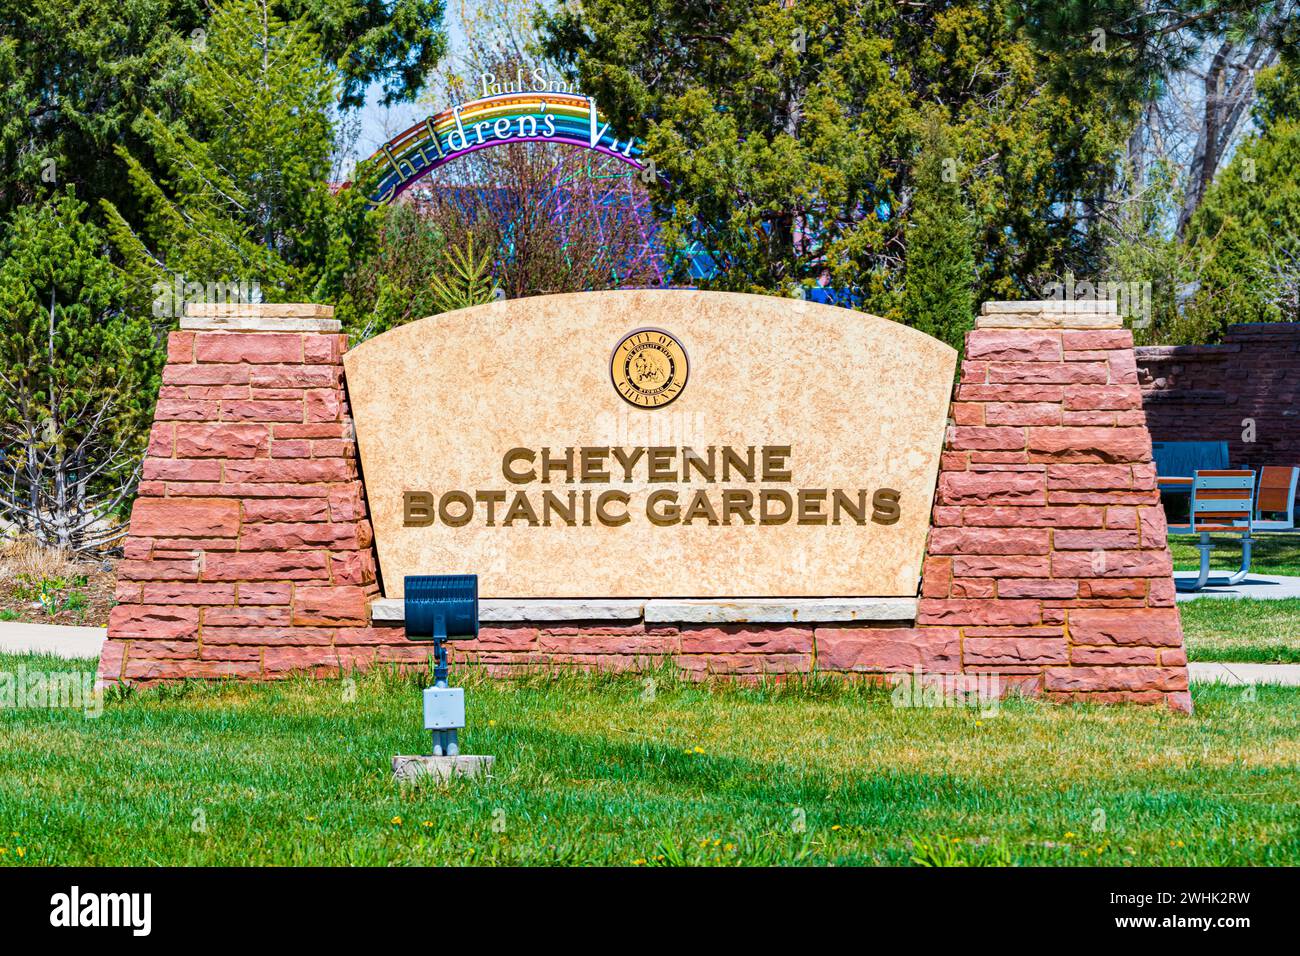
[0,0,445,222]
[0,190,161,551]
[100,0,342,307]
[542,0,1127,314]
[902,122,976,353]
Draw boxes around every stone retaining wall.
[98,300,1190,712]
[1137,323,1300,485]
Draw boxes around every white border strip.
[370,597,917,624]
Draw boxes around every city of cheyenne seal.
[610,328,689,408]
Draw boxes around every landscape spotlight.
[404,574,478,757]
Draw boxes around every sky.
[340,7,485,174]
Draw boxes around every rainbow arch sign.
[356,92,649,207]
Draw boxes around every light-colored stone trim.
[371,597,645,623]
[185,303,335,318]
[975,311,1122,330]
[369,596,918,624]
[181,302,340,332]
[180,316,343,332]
[981,299,1118,314]
[977,300,1122,330]
[644,598,916,623]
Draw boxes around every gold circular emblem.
[611,328,689,408]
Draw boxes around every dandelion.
[1064,831,1075,839]
[488,720,496,727]
[724,843,735,852]
[0,848,6,855]
[712,839,721,847]
[15,847,25,858]
[305,816,317,822]
[422,821,434,828]
[831,825,841,831]
[391,816,402,826]
[693,746,705,754]
[633,858,646,866]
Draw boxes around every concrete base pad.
[392,754,494,783]
[1174,573,1300,601]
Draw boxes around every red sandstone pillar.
[98,304,383,684]
[916,299,1191,712]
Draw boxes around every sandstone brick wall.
[101,299,1190,712]
[420,620,925,680]
[1137,323,1300,487]
[906,301,1190,712]
[98,305,391,684]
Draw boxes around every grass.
[1168,533,1300,577]
[1,653,1297,866]
[1166,532,1300,662]
[1179,598,1300,663]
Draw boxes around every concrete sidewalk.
[0,621,106,659]
[1188,662,1300,686]
[1174,573,1300,601]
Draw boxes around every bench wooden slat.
[1187,469,1255,535]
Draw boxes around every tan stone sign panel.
[344,290,956,599]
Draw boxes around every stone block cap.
[182,302,340,333]
[977,299,1121,330]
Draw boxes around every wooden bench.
[1167,470,1256,592]
[1153,441,1229,490]
[1254,465,1299,532]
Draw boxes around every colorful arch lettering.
[354,92,649,207]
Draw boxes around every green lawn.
[1180,598,1300,663]
[1,653,1297,866]
[1168,533,1300,576]
[1167,533,1300,662]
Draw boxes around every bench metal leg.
[1225,532,1253,586]
[1175,533,1213,592]
[1175,531,1253,592]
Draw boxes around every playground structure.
[404,147,669,290]
[354,92,650,208]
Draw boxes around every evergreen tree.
[1186,58,1300,335]
[0,190,161,551]
[101,0,344,306]
[337,201,449,339]
[542,0,1127,317]
[0,0,445,222]
[903,122,976,352]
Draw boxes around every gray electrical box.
[423,686,465,732]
